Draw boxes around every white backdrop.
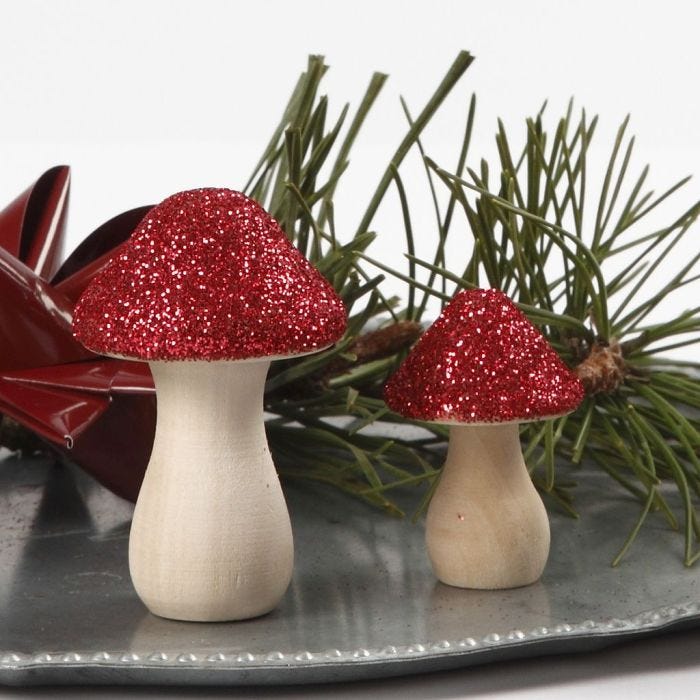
[1,5,700,697]
[0,0,698,348]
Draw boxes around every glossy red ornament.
[0,167,155,500]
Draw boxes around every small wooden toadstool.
[384,289,583,590]
[73,188,346,621]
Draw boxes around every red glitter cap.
[384,289,584,424]
[72,188,346,361]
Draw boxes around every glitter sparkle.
[72,188,347,361]
[384,289,584,424]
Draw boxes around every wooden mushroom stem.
[426,422,550,590]
[128,359,293,622]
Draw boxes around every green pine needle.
[250,53,700,567]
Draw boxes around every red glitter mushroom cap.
[384,289,584,424]
[72,188,346,361]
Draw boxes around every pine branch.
[5,53,697,567]
[410,102,700,565]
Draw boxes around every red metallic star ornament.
[0,167,155,500]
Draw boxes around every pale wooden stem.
[128,360,293,622]
[426,423,550,589]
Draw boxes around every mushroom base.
[426,423,550,590]
[128,360,293,622]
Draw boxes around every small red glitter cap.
[384,289,584,424]
[72,188,346,361]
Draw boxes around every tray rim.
[2,600,699,686]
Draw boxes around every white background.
[1,1,699,697]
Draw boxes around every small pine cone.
[574,340,627,395]
[347,320,423,364]
[325,320,423,376]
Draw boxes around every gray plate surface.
[0,452,698,686]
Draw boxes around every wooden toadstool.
[384,289,583,590]
[73,188,346,621]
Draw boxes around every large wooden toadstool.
[385,289,583,589]
[73,188,346,621]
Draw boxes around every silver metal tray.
[0,451,699,686]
